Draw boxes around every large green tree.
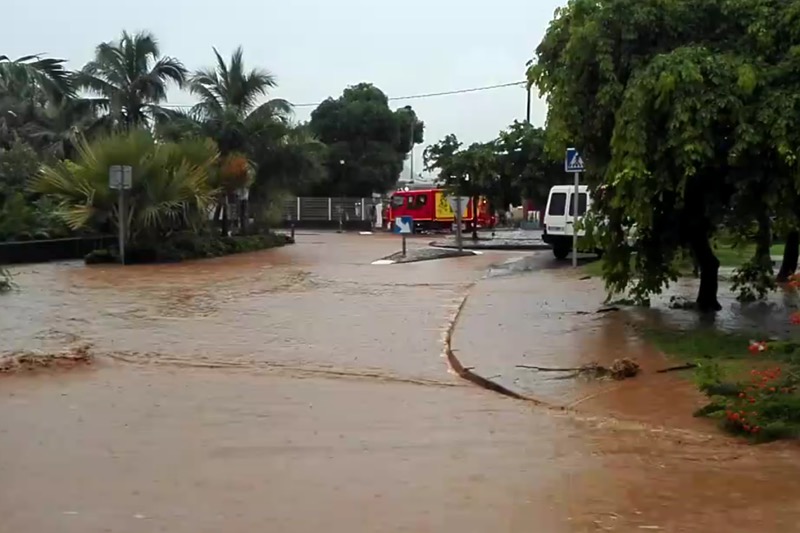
[423,134,498,237]
[424,123,562,214]
[531,0,800,311]
[77,31,187,130]
[495,121,562,211]
[309,83,423,196]
[424,135,495,199]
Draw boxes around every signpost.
[393,215,413,256]
[446,195,470,253]
[109,165,133,265]
[564,148,585,268]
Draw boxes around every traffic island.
[373,247,478,265]
[429,237,550,251]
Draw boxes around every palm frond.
[0,54,74,101]
[35,128,219,238]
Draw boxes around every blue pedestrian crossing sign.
[394,216,413,234]
[565,147,585,173]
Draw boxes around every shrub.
[693,312,800,442]
[84,231,291,265]
[84,249,117,265]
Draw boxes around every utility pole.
[410,143,415,184]
[406,105,415,184]
[526,83,532,124]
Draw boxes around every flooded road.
[3,233,800,532]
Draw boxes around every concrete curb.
[429,240,551,251]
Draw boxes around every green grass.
[581,258,604,278]
[644,328,755,362]
[715,242,785,268]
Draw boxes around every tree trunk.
[221,201,229,236]
[213,203,223,235]
[690,234,722,312]
[755,209,773,272]
[777,230,799,282]
[471,194,479,240]
[239,199,248,235]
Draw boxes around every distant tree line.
[0,31,425,245]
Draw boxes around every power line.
[160,80,527,109]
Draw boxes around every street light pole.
[338,159,345,233]
[405,106,415,185]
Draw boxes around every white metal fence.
[281,197,383,222]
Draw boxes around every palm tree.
[189,46,292,232]
[31,129,217,246]
[189,46,292,154]
[76,31,187,130]
[0,54,75,149]
[21,96,110,159]
[0,54,73,102]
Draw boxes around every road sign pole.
[109,165,132,265]
[572,171,579,268]
[565,147,584,268]
[402,235,407,257]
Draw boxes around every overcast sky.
[5,0,564,179]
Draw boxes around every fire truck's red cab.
[387,188,493,232]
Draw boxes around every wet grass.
[579,242,785,280]
[644,328,755,362]
[715,242,785,267]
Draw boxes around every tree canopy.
[76,31,187,129]
[531,0,800,311]
[309,83,423,196]
[423,122,562,212]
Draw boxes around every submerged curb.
[443,291,554,405]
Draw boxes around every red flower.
[749,341,768,354]
[791,312,800,325]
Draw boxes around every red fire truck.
[386,188,493,232]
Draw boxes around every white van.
[542,184,591,260]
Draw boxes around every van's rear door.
[545,190,568,235]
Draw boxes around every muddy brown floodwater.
[3,233,800,532]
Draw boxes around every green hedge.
[85,232,294,265]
